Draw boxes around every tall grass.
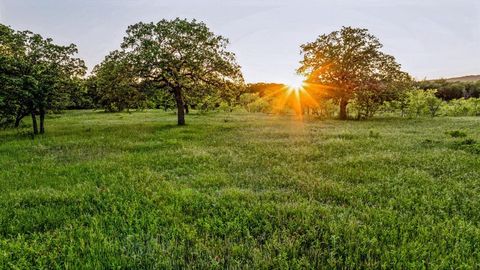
[1,110,479,268]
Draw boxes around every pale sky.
[1,0,479,84]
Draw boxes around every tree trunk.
[339,98,348,120]
[31,112,38,135]
[39,109,45,134]
[185,104,189,114]
[14,111,27,127]
[14,116,22,128]
[174,88,186,125]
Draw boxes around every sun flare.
[285,76,306,93]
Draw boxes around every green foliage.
[147,90,176,111]
[110,18,244,125]
[442,98,480,116]
[381,89,480,118]
[1,111,480,268]
[401,89,443,117]
[0,24,27,127]
[312,99,337,118]
[350,90,384,119]
[239,93,270,113]
[368,130,380,138]
[416,79,480,100]
[298,26,411,119]
[461,138,476,145]
[0,24,86,134]
[451,137,480,155]
[91,51,147,112]
[64,78,93,110]
[446,130,467,138]
[404,89,428,116]
[424,89,444,117]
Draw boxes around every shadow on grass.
[156,124,182,131]
[0,123,184,145]
[0,129,36,143]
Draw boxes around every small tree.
[119,18,243,125]
[424,89,443,117]
[386,90,411,117]
[406,90,428,117]
[403,89,443,117]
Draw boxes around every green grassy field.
[1,110,480,268]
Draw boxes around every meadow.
[1,110,480,268]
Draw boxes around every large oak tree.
[118,18,243,125]
[298,26,410,119]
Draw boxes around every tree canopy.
[91,51,147,112]
[298,26,411,119]
[0,23,86,134]
[416,79,480,100]
[93,18,244,125]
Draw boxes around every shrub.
[311,99,337,118]
[424,90,444,117]
[392,89,445,117]
[369,130,380,138]
[442,98,480,116]
[405,90,428,117]
[461,138,476,145]
[446,130,467,138]
[239,93,271,113]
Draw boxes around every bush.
[246,98,271,113]
[405,89,443,117]
[446,130,467,138]
[442,98,480,116]
[405,90,428,117]
[239,93,271,113]
[369,130,380,138]
[350,90,385,119]
[315,99,338,118]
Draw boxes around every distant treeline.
[416,80,480,100]
[67,79,480,112]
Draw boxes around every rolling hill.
[441,75,480,82]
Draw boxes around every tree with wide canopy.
[298,26,410,119]
[113,18,244,125]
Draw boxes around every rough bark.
[31,112,38,135]
[339,98,348,120]
[174,88,186,125]
[14,111,27,128]
[14,116,22,128]
[39,109,45,134]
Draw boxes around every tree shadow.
[156,124,181,131]
[0,123,183,145]
[0,129,35,143]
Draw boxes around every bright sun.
[286,76,305,92]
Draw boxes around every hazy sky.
[1,0,479,84]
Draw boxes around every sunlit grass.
[0,110,479,268]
